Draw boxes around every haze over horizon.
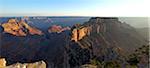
[0,0,149,28]
[119,17,149,28]
[0,0,149,16]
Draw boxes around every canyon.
[0,17,148,68]
[1,19,43,36]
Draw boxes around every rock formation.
[48,25,70,33]
[0,58,46,68]
[71,26,90,42]
[7,61,46,68]
[0,58,6,68]
[68,17,148,67]
[0,17,148,68]
[72,17,147,53]
[79,64,97,68]
[1,19,43,36]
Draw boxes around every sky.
[0,0,150,16]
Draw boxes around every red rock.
[1,19,43,36]
[48,25,70,33]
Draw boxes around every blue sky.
[0,0,149,16]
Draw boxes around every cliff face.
[48,25,70,33]
[0,58,46,68]
[0,17,148,68]
[71,27,90,42]
[71,17,147,52]
[68,17,148,67]
[0,28,69,68]
[1,19,43,36]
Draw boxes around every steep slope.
[1,19,43,36]
[0,29,71,68]
[72,17,147,52]
[68,17,148,67]
[0,17,148,68]
[71,26,90,42]
[136,27,149,40]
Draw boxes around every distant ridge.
[1,18,43,36]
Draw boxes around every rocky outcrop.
[71,26,90,42]
[48,25,70,33]
[0,58,6,68]
[1,19,43,36]
[0,58,46,68]
[68,17,148,67]
[7,61,46,68]
[79,64,97,68]
[0,17,148,68]
[81,17,147,53]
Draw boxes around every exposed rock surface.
[75,17,147,53]
[0,58,6,68]
[71,26,90,42]
[0,58,46,68]
[1,19,43,36]
[0,17,148,68]
[79,64,97,68]
[7,61,46,68]
[68,17,148,67]
[48,25,70,33]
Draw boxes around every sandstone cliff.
[68,17,148,67]
[71,26,90,42]
[75,17,147,52]
[0,58,46,68]
[48,25,70,33]
[1,19,43,36]
[0,17,148,68]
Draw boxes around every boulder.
[0,58,6,67]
